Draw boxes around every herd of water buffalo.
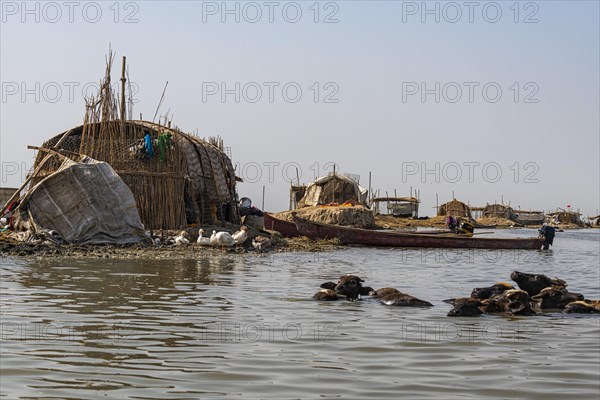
[313,271,600,316]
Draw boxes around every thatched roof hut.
[513,209,545,225]
[482,204,517,220]
[546,211,584,227]
[30,121,239,230]
[372,197,419,218]
[297,173,368,208]
[437,199,472,218]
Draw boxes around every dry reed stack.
[437,199,472,218]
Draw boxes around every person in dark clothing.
[239,197,264,217]
[446,215,458,232]
[538,223,556,250]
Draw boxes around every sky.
[1,0,599,217]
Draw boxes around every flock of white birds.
[166,226,272,252]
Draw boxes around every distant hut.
[482,204,517,221]
[297,173,368,208]
[372,197,419,218]
[546,211,584,227]
[513,209,545,226]
[289,185,306,210]
[470,206,485,220]
[437,199,472,218]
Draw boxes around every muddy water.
[1,229,599,399]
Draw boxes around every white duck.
[209,230,235,248]
[174,230,190,245]
[214,231,235,248]
[196,229,212,246]
[210,230,218,246]
[232,226,248,245]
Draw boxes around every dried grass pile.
[275,205,375,228]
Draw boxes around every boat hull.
[292,214,544,250]
[264,212,300,238]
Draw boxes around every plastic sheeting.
[15,157,146,244]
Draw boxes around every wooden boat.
[264,212,300,238]
[292,214,544,250]
[266,212,452,238]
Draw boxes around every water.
[1,229,599,399]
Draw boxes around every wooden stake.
[152,81,169,123]
[368,171,372,206]
[120,56,126,133]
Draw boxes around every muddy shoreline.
[0,236,344,259]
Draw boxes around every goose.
[210,230,218,246]
[232,226,249,245]
[174,231,190,245]
[196,229,212,246]
[214,231,235,249]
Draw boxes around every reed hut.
[25,54,239,230]
[437,199,472,218]
[546,211,584,227]
[513,210,545,226]
[372,197,419,217]
[482,204,517,220]
[30,121,239,230]
[297,173,368,208]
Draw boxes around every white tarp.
[15,157,146,244]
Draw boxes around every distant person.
[538,223,556,250]
[446,215,458,231]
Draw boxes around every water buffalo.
[445,298,484,317]
[531,287,584,310]
[510,271,566,296]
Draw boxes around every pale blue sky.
[1,1,599,216]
